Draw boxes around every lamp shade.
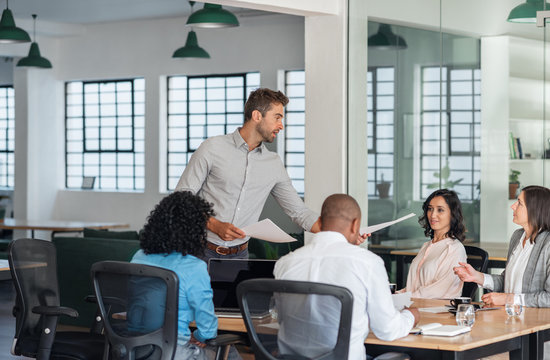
[17,42,52,68]
[507,0,550,22]
[172,30,210,59]
[0,8,30,44]
[368,24,407,50]
[186,4,239,28]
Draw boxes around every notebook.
[208,258,276,318]
[410,323,471,337]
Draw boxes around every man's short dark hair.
[244,88,289,122]
[320,194,361,226]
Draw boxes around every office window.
[367,67,395,198]
[420,66,481,201]
[0,86,14,188]
[65,78,145,191]
[166,72,260,190]
[284,70,305,196]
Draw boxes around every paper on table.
[241,219,297,243]
[419,306,450,313]
[392,291,412,310]
[360,212,416,235]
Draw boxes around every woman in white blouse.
[399,189,467,298]
[454,185,550,307]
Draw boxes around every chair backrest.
[91,261,179,360]
[462,246,489,298]
[8,238,60,352]
[237,278,353,360]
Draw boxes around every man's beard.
[256,121,274,143]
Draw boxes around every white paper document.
[392,291,413,310]
[410,323,471,337]
[242,219,297,243]
[360,212,416,235]
[419,306,450,314]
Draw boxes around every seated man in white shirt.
[274,194,419,360]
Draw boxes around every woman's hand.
[481,292,511,306]
[189,333,207,348]
[453,262,484,285]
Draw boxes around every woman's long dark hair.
[140,191,215,257]
[418,189,466,242]
[521,185,550,243]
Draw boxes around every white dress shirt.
[274,231,415,360]
[175,129,318,246]
[483,233,532,304]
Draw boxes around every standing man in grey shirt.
[175,88,320,260]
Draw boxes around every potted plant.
[509,169,521,200]
[427,160,463,190]
[376,174,391,199]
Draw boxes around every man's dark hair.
[140,191,215,257]
[419,188,466,242]
[320,194,361,229]
[244,88,289,122]
[522,185,550,243]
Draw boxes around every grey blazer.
[490,229,550,307]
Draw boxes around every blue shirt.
[131,250,217,344]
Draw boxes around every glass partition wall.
[351,18,481,247]
[349,1,550,249]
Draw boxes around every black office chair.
[237,278,352,359]
[462,246,489,299]
[8,238,104,360]
[237,279,410,360]
[92,261,243,360]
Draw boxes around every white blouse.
[483,233,532,304]
[404,237,467,299]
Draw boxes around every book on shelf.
[410,323,471,337]
[516,137,523,159]
[509,132,516,159]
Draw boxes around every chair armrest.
[84,295,105,335]
[206,333,246,347]
[84,295,97,303]
[31,306,79,360]
[32,305,79,318]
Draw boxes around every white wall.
[14,13,307,232]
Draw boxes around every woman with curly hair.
[131,191,241,360]
[399,189,467,298]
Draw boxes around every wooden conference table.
[0,218,130,238]
[391,242,509,289]
[216,298,550,359]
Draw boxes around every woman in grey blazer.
[454,185,550,307]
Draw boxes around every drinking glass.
[505,294,523,317]
[456,304,475,327]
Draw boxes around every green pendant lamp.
[508,0,550,23]
[0,0,30,44]
[172,30,210,59]
[186,2,239,28]
[17,15,52,68]
[368,24,407,50]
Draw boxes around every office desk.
[0,218,130,238]
[392,242,509,289]
[0,259,9,280]
[216,298,550,360]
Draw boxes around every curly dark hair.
[418,189,466,242]
[140,191,215,257]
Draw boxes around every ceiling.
[5,0,267,25]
